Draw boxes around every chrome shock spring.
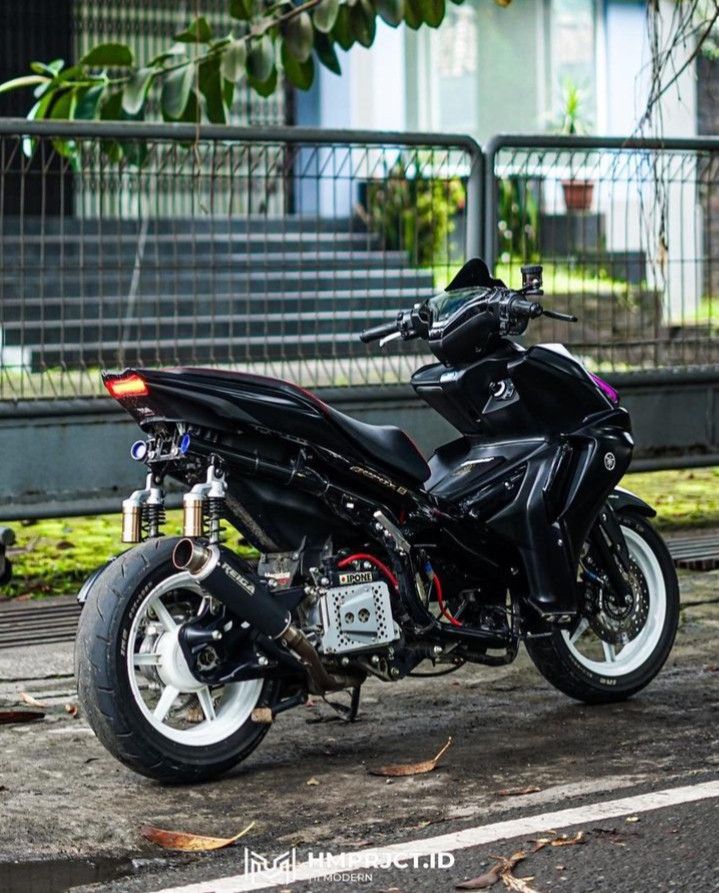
[206,496,224,545]
[142,502,166,539]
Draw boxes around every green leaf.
[0,74,50,95]
[281,43,315,89]
[314,32,342,75]
[161,62,195,120]
[220,39,247,83]
[100,89,123,120]
[50,88,77,120]
[175,16,213,43]
[122,67,155,116]
[332,6,355,50]
[223,77,235,109]
[80,43,134,68]
[247,66,277,98]
[198,57,226,124]
[349,0,376,48]
[230,0,255,20]
[149,45,186,66]
[403,0,423,29]
[421,0,445,27]
[22,89,57,157]
[30,61,61,77]
[314,0,340,34]
[177,88,201,123]
[75,83,105,120]
[283,12,314,62]
[246,35,274,82]
[375,0,404,27]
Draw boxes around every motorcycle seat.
[326,406,431,484]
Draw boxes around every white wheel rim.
[127,572,263,746]
[561,526,667,678]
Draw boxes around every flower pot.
[561,179,594,212]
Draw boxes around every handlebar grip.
[360,318,399,343]
[510,296,543,318]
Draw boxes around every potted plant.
[555,79,594,212]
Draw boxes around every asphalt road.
[0,567,717,893]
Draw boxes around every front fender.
[608,486,656,518]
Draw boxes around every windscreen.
[426,287,494,323]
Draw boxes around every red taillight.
[104,374,149,399]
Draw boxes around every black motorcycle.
[76,260,679,782]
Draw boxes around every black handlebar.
[359,317,400,343]
[359,288,576,347]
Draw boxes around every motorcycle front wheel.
[525,512,679,704]
[75,537,278,783]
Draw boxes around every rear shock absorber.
[182,461,227,545]
[142,480,166,540]
[121,473,166,543]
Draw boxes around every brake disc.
[588,562,650,646]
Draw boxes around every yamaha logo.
[604,452,616,471]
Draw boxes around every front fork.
[587,504,633,603]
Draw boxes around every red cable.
[337,552,461,627]
[431,570,462,627]
[336,553,399,591]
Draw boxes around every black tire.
[75,537,278,783]
[525,513,679,704]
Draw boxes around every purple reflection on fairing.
[589,372,619,404]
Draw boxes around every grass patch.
[3,466,718,600]
[2,510,256,602]
[623,466,719,531]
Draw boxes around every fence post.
[483,136,500,270]
[464,141,484,259]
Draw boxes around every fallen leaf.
[625,816,640,824]
[504,876,539,893]
[455,866,502,889]
[306,776,320,786]
[458,851,528,890]
[369,736,453,777]
[19,692,47,709]
[65,703,78,718]
[0,710,44,725]
[141,821,255,852]
[184,705,204,724]
[251,707,273,725]
[497,785,541,797]
[550,831,586,847]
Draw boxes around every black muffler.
[172,539,291,639]
[172,539,360,693]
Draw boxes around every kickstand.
[323,685,361,723]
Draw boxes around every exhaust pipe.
[172,539,356,693]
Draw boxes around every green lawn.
[2,509,254,601]
[3,467,718,601]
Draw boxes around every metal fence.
[485,135,719,372]
[3,122,719,405]
[0,119,481,401]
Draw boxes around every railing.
[1,122,719,405]
[485,134,719,373]
[0,119,482,401]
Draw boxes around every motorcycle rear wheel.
[75,537,278,783]
[525,513,679,704]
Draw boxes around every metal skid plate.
[319,581,397,655]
